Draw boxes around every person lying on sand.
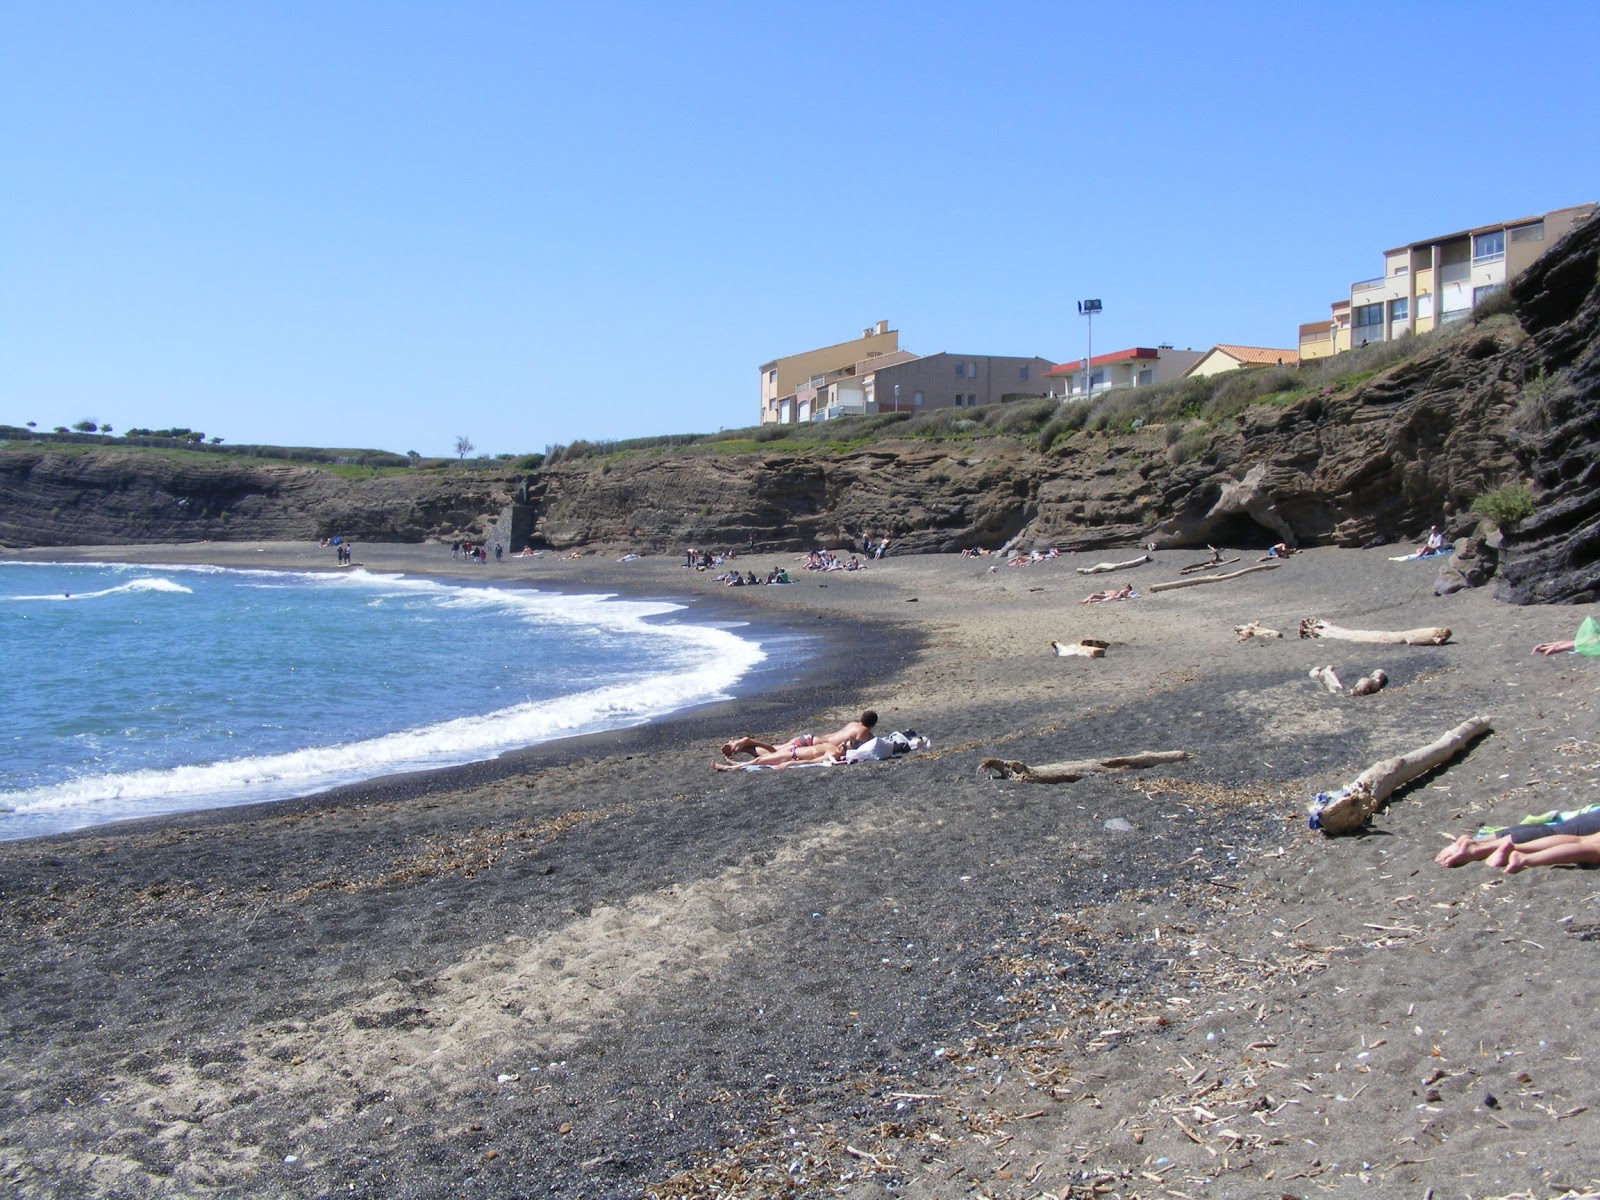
[1533,640,1576,655]
[720,710,877,761]
[712,742,846,771]
[1258,543,1295,561]
[1080,583,1134,604]
[1485,829,1600,874]
[1435,806,1600,867]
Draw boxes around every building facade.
[1298,203,1596,359]
[759,321,901,424]
[1044,346,1204,397]
[1183,344,1299,377]
[845,353,1057,419]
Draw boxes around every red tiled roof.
[1212,344,1299,366]
[1044,347,1158,377]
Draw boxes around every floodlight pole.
[1077,299,1102,398]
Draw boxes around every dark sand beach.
[2,541,1597,1199]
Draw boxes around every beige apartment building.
[1298,203,1596,360]
[759,321,905,424]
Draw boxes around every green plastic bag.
[1576,615,1600,656]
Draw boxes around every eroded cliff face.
[1495,213,1600,604]
[0,450,512,547]
[4,217,1595,603]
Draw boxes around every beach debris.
[1104,817,1134,831]
[1308,715,1493,835]
[1349,668,1388,696]
[1309,664,1344,693]
[1148,563,1279,593]
[1233,620,1282,641]
[1049,638,1108,659]
[1077,553,1152,576]
[1180,547,1241,575]
[1298,617,1451,645]
[980,750,1191,783]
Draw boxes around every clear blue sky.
[3,2,1597,459]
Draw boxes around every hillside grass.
[7,304,1511,473]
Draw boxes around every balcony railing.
[1351,276,1385,293]
[1439,262,1471,284]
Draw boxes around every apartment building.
[759,321,903,424]
[836,353,1056,419]
[1298,203,1596,359]
[1043,346,1204,397]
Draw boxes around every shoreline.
[3,541,1598,1199]
[1,542,915,845]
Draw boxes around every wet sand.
[2,541,1597,1199]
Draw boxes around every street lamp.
[892,383,900,413]
[1077,299,1102,398]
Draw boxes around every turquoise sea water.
[0,562,767,840]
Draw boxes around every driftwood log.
[1299,617,1451,645]
[1148,563,1279,593]
[1076,553,1152,576]
[1234,620,1283,641]
[1049,638,1109,658]
[1180,551,1242,575]
[980,750,1190,783]
[1310,716,1492,835]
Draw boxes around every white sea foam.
[9,577,192,601]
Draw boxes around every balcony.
[1439,262,1471,284]
[1351,276,1385,293]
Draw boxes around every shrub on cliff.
[1472,483,1534,529]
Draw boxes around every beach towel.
[1388,548,1454,562]
[1473,803,1600,842]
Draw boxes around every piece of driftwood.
[1049,638,1109,658]
[980,750,1190,783]
[1076,553,1152,576]
[1299,617,1451,645]
[1148,563,1279,593]
[1309,664,1343,693]
[1180,548,1242,575]
[1310,716,1492,835]
[1234,620,1282,641]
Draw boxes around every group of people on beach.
[717,567,792,586]
[450,540,501,563]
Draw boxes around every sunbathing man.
[1080,583,1134,604]
[720,710,877,762]
[1487,828,1600,873]
[1258,543,1295,561]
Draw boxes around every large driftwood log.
[1234,620,1282,641]
[981,750,1190,783]
[1076,553,1152,576]
[1148,563,1279,593]
[1310,716,1492,835]
[1049,638,1108,658]
[1299,617,1451,645]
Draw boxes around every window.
[912,391,924,407]
[955,363,965,377]
[1389,298,1409,322]
[966,362,977,379]
[1019,365,1029,382]
[1473,284,1503,307]
[1353,303,1383,329]
[1417,294,1433,319]
[1136,368,1154,386]
[1473,230,1505,262]
[1510,222,1545,244]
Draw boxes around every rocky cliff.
[4,216,1596,603]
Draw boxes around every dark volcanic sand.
[1,542,1597,1199]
